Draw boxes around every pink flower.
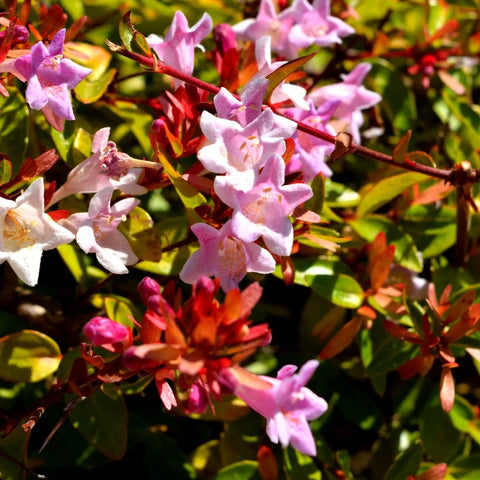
[253,36,308,109]
[179,220,276,292]
[284,99,339,180]
[62,187,139,274]
[147,11,212,88]
[48,127,148,206]
[83,316,133,353]
[14,29,92,131]
[214,155,312,256]
[287,0,355,54]
[307,63,382,143]
[233,0,295,58]
[230,360,328,456]
[198,108,296,190]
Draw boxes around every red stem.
[109,43,480,186]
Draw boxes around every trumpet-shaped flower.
[179,220,276,291]
[14,29,92,131]
[287,0,355,53]
[233,0,295,58]
[284,99,338,180]
[229,360,328,456]
[307,63,382,143]
[214,155,312,256]
[62,187,139,274]
[147,11,212,88]
[253,36,308,110]
[0,178,75,286]
[198,108,296,190]
[48,127,147,207]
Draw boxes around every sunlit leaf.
[0,330,61,383]
[384,440,423,480]
[307,274,364,309]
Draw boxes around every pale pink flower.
[284,99,339,180]
[233,0,295,58]
[307,63,382,143]
[253,36,308,109]
[48,127,147,207]
[198,108,296,190]
[147,11,212,88]
[179,220,276,292]
[287,0,355,54]
[214,155,312,256]
[230,360,328,456]
[0,178,75,286]
[62,187,139,274]
[14,29,92,131]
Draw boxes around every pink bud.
[83,316,132,352]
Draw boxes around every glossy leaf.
[350,216,423,272]
[264,51,316,103]
[392,130,411,164]
[384,441,423,480]
[214,460,261,480]
[356,172,427,217]
[118,206,163,262]
[69,384,127,460]
[307,274,364,309]
[0,330,61,383]
[74,68,117,104]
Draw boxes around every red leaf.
[415,463,447,480]
[440,367,455,412]
[257,445,278,480]
[370,244,395,291]
[443,289,476,326]
[320,316,363,359]
[17,149,58,180]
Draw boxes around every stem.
[108,43,480,186]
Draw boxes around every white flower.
[0,178,75,286]
[62,187,139,274]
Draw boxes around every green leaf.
[0,330,61,383]
[307,274,364,309]
[284,447,322,480]
[119,374,153,395]
[104,296,137,329]
[449,395,480,445]
[450,454,480,479]
[74,68,117,104]
[305,173,325,215]
[156,153,206,224]
[356,172,427,217]
[57,243,107,285]
[336,450,353,480]
[0,87,29,175]
[214,460,261,480]
[384,440,423,480]
[366,337,419,375]
[369,59,417,134]
[325,180,360,208]
[350,215,423,272]
[264,51,317,103]
[69,384,127,460]
[279,257,352,287]
[420,403,461,462]
[119,11,135,51]
[118,206,162,262]
[0,424,31,480]
[0,156,12,186]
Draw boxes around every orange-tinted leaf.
[393,130,411,164]
[264,51,317,103]
[444,289,476,326]
[440,366,455,412]
[368,232,387,273]
[370,244,395,291]
[319,316,363,359]
[397,354,432,379]
[257,445,278,480]
[222,289,243,325]
[411,181,454,205]
[415,463,447,480]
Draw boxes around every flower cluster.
[83,276,327,455]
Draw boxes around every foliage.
[0,0,480,479]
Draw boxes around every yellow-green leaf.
[0,330,61,383]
